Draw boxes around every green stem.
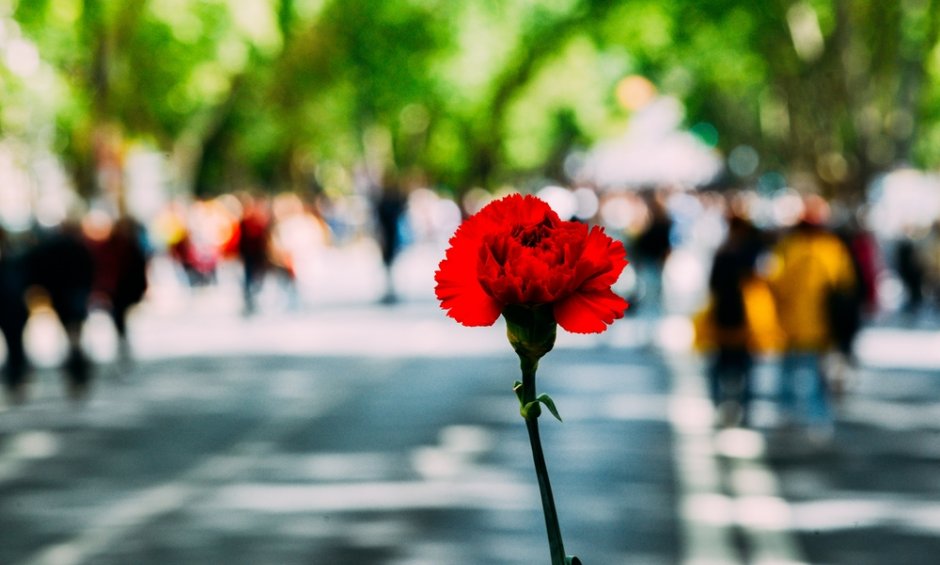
[520,357,579,565]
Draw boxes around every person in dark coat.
[86,213,150,364]
[896,230,925,318]
[706,215,764,426]
[632,191,673,316]
[29,221,95,399]
[109,216,149,345]
[374,173,407,304]
[237,196,271,315]
[831,217,878,368]
[0,227,31,403]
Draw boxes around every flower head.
[435,193,629,334]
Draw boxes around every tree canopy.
[2,0,939,202]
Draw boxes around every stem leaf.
[538,393,563,422]
[513,380,524,404]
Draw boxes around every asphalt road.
[1,301,680,565]
[1,292,940,564]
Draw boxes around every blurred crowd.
[4,179,940,423]
[653,189,940,444]
[0,211,149,403]
[530,183,940,443]
[0,173,465,404]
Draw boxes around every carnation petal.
[573,226,629,289]
[435,266,503,326]
[434,218,504,327]
[553,288,628,334]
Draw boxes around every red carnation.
[434,193,629,334]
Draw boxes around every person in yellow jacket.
[766,197,857,439]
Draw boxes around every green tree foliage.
[4,0,940,201]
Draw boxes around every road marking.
[211,479,531,513]
[0,431,61,483]
[16,390,347,565]
[667,353,807,565]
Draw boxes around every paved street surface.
[2,249,940,564]
[2,300,679,565]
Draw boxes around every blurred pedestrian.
[694,215,778,426]
[84,211,150,366]
[0,227,31,403]
[269,193,328,310]
[895,227,925,319]
[767,196,856,440]
[632,190,673,316]
[29,221,96,400]
[169,230,216,287]
[829,212,881,392]
[374,171,407,304]
[237,194,271,315]
[919,220,940,310]
[167,200,227,288]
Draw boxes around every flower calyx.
[503,304,557,363]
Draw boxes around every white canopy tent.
[576,97,724,190]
